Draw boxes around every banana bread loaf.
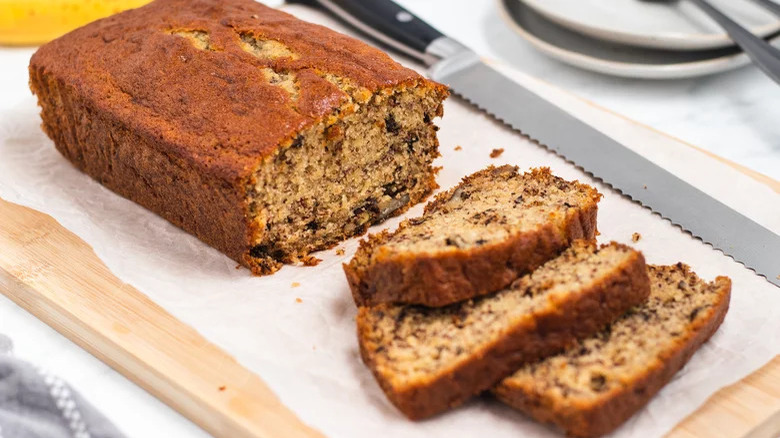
[28,0,448,274]
[494,264,731,438]
[345,166,602,307]
[357,241,650,420]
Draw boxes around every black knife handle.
[295,0,447,64]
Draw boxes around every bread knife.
[298,0,780,287]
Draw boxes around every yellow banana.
[0,0,151,46]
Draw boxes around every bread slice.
[493,264,731,438]
[357,241,650,420]
[345,166,602,307]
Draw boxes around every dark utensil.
[643,0,780,84]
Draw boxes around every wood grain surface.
[667,355,780,438]
[0,197,322,438]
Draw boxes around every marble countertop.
[1,2,777,437]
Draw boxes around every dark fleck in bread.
[357,241,650,420]
[28,0,448,275]
[345,166,602,307]
[493,263,731,438]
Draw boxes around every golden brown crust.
[345,167,602,307]
[356,245,650,420]
[493,273,732,438]
[28,0,447,273]
[29,0,439,181]
[29,66,252,261]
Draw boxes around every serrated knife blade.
[429,51,780,286]
[308,0,780,286]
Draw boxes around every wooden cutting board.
[1,32,778,438]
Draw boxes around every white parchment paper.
[1,6,779,437]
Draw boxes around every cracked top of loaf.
[29,0,443,182]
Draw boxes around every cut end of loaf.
[494,263,731,438]
[245,81,447,274]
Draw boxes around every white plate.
[519,0,780,51]
[499,0,780,79]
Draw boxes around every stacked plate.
[498,0,780,78]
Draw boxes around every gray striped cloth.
[0,334,125,438]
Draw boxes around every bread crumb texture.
[495,263,731,438]
[345,166,603,307]
[357,241,649,419]
[359,166,600,260]
[490,148,504,158]
[361,242,636,379]
[632,232,641,242]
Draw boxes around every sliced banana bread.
[29,0,448,275]
[345,166,602,307]
[357,241,650,420]
[493,264,731,438]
